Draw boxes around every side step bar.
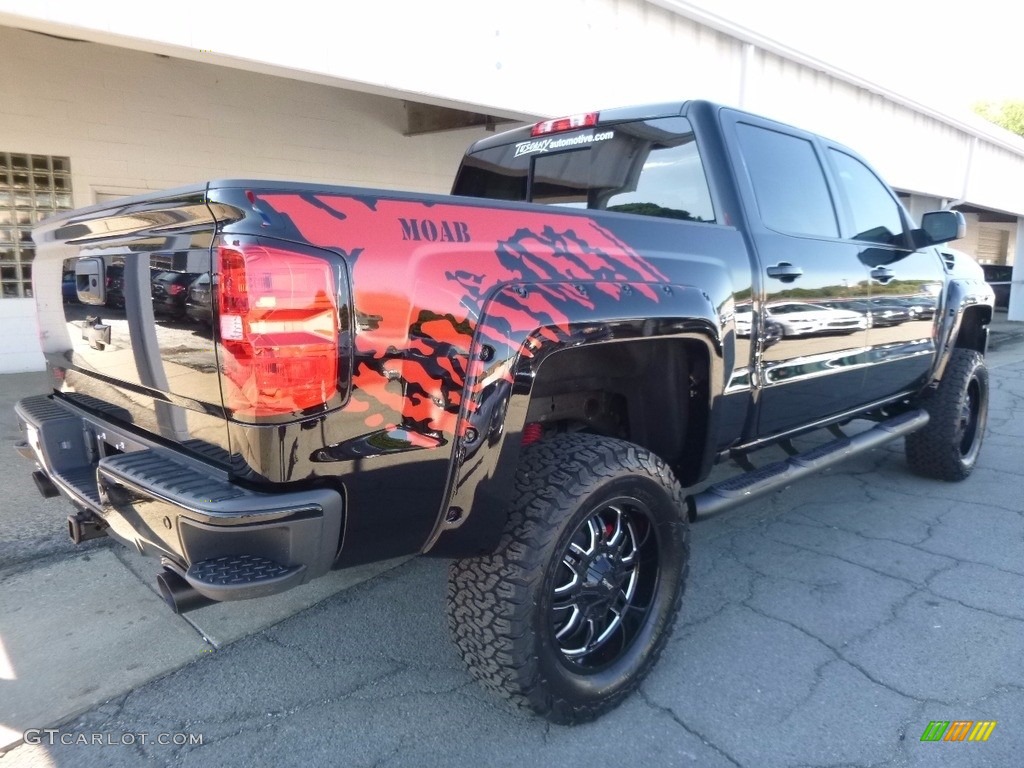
[689,409,929,519]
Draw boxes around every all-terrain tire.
[446,433,689,724]
[905,348,988,481]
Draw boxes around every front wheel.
[446,433,689,724]
[905,348,988,481]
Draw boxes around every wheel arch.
[932,278,994,383]
[423,281,725,559]
[953,304,992,355]
[522,337,712,486]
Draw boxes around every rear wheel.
[446,433,689,723]
[905,348,988,481]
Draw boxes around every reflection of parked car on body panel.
[61,271,78,304]
[104,264,125,309]
[882,296,936,319]
[734,303,753,336]
[151,270,201,319]
[866,300,911,326]
[824,299,910,327]
[736,302,863,338]
[766,302,867,336]
[185,273,213,324]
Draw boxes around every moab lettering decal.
[399,218,471,243]
[256,193,668,438]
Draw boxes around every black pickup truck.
[15,100,993,723]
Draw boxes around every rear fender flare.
[422,280,724,557]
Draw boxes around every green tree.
[973,100,1024,137]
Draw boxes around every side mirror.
[916,210,965,247]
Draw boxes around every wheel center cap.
[585,556,619,595]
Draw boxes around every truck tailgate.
[32,186,233,467]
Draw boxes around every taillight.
[168,283,186,296]
[217,242,341,418]
[531,112,599,137]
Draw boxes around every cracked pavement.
[4,355,1024,767]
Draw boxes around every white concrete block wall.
[1011,222,1024,321]
[0,27,492,205]
[0,300,44,372]
[0,26,496,372]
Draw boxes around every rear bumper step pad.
[185,554,306,601]
[15,394,343,603]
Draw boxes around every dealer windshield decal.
[514,130,615,158]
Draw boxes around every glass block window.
[0,153,73,298]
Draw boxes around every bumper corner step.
[184,554,306,602]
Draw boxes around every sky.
[686,0,1021,116]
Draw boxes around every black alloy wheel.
[447,433,689,723]
[905,348,989,481]
[551,498,658,670]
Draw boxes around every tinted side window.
[735,123,838,238]
[829,149,905,246]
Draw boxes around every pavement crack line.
[261,629,331,672]
[368,742,407,768]
[161,661,411,744]
[725,546,929,656]
[676,553,756,638]
[788,505,1024,580]
[739,602,950,707]
[787,508,942,550]
[757,527,953,589]
[775,657,834,727]
[637,689,744,767]
[923,568,1024,622]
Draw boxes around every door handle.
[766,262,803,282]
[871,267,895,283]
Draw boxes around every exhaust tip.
[156,569,215,614]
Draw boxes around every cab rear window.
[454,116,715,224]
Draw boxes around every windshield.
[454,116,715,224]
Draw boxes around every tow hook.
[67,510,108,544]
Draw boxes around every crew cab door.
[822,144,946,401]
[722,111,874,436]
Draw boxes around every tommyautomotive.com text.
[23,729,204,747]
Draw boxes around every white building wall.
[0,27,488,203]
[3,0,1023,217]
[968,142,1024,214]
[739,50,975,202]
[951,218,1017,266]
[2,1,1023,370]
[1012,224,1024,321]
[0,26,492,372]
[0,300,44,372]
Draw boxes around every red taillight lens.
[217,243,340,418]
[531,112,599,136]
[168,283,186,296]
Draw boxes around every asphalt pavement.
[2,314,1023,767]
